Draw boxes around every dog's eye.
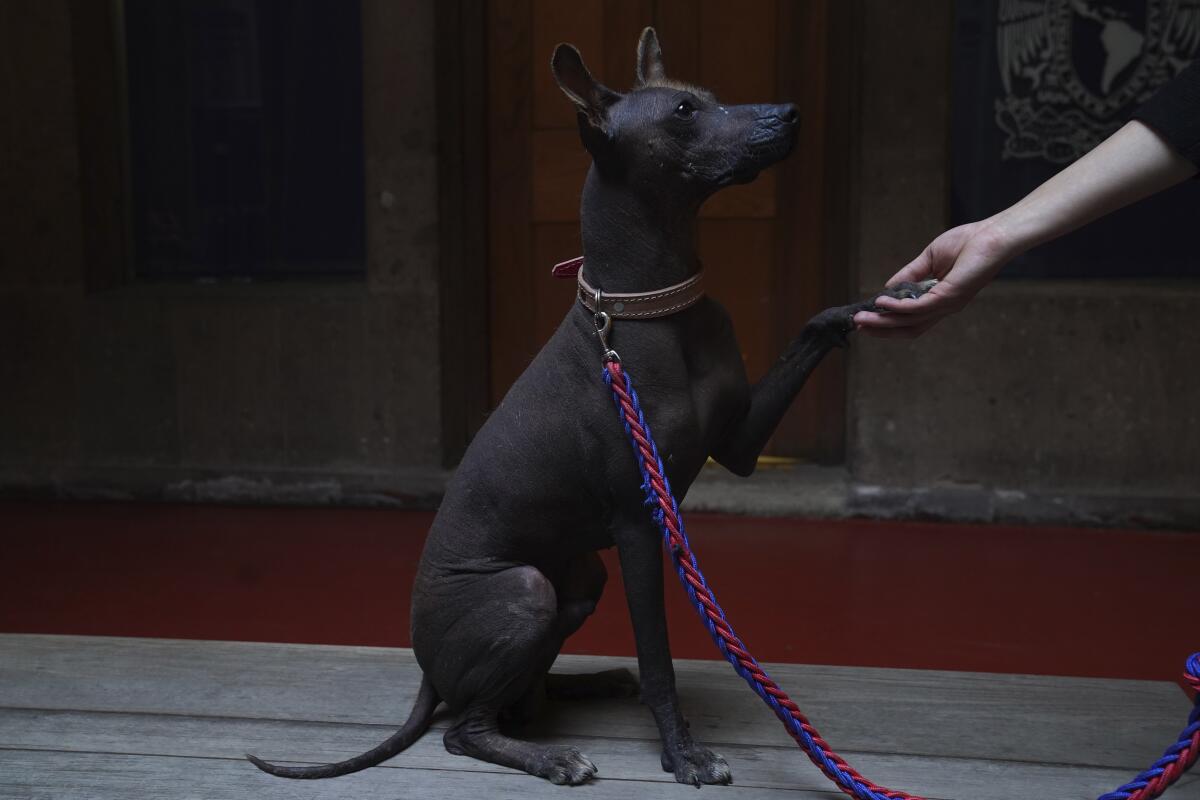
[674,100,697,119]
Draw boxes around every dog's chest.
[686,309,750,442]
[634,331,747,477]
[688,352,747,453]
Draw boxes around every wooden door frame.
[435,0,491,466]
[771,0,861,463]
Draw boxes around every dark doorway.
[124,0,365,278]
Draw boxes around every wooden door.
[487,0,854,462]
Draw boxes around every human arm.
[855,113,1198,337]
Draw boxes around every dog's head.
[552,27,798,205]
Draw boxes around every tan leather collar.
[577,269,705,319]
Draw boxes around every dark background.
[126,0,365,278]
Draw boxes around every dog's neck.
[579,168,701,294]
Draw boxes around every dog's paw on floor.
[537,746,598,785]
[662,743,733,786]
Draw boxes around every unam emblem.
[994,0,1200,163]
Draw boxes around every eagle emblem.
[995,0,1200,162]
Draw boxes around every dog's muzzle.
[747,104,799,159]
[724,103,799,183]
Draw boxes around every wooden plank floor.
[0,635,1195,800]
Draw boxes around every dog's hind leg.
[545,552,636,700]
[435,565,599,784]
[547,553,639,702]
[445,705,598,784]
[545,668,639,701]
[506,552,636,723]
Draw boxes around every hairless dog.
[248,27,931,787]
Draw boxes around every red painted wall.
[2,502,1197,681]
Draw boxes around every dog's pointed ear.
[552,43,621,126]
[552,43,622,165]
[635,27,666,86]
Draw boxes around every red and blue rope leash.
[601,358,1200,800]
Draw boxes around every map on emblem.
[953,0,1200,277]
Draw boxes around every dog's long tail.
[246,674,440,779]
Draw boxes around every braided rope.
[602,360,1200,800]
[1098,655,1200,800]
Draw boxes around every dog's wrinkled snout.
[755,103,799,129]
[744,103,800,162]
[747,103,799,144]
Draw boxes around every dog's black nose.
[779,104,799,125]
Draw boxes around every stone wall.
[846,1,1200,507]
[4,0,1196,517]
[0,0,446,504]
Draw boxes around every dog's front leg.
[614,520,732,786]
[712,281,935,476]
[710,315,841,476]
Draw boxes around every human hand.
[853,220,1014,338]
[854,120,1197,339]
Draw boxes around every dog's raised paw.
[539,746,598,785]
[662,744,732,787]
[884,278,938,300]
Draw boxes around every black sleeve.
[1133,60,1200,167]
